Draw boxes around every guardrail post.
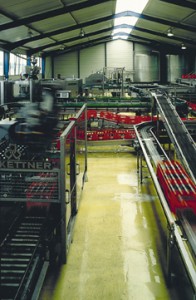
[166,223,175,287]
[139,152,143,184]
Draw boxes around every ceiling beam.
[27,23,196,55]
[27,28,114,55]
[44,36,112,57]
[28,25,150,55]
[131,10,196,32]
[42,35,148,57]
[0,0,111,31]
[160,0,196,10]
[4,14,116,51]
[4,10,196,52]
[43,32,194,58]
[0,0,195,34]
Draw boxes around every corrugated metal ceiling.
[0,0,195,56]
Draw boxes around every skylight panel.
[113,0,149,40]
[116,0,149,14]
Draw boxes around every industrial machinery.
[0,96,87,299]
[8,87,59,148]
[64,78,83,98]
[134,90,196,299]
[0,75,83,106]
[1,78,195,298]
[85,67,134,97]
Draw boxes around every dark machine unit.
[0,86,87,300]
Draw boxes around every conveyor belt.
[153,93,196,183]
[177,209,196,258]
[139,123,196,256]
[135,121,196,295]
[140,123,166,166]
[0,214,47,300]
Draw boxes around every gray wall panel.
[47,41,167,83]
[80,44,105,83]
[167,55,184,82]
[54,52,78,79]
[45,56,52,79]
[106,40,133,70]
[134,44,160,82]
[167,54,196,82]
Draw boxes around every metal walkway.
[152,92,196,184]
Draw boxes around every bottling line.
[134,91,196,300]
[0,84,87,300]
[1,77,196,299]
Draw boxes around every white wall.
[167,55,185,82]
[50,40,135,83]
[54,51,78,79]
[106,40,133,70]
[45,56,52,78]
[48,40,161,83]
[134,44,160,82]
[80,44,105,83]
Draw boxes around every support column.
[166,223,175,286]
[51,55,54,78]
[4,51,10,79]
[27,55,31,66]
[77,50,80,78]
[42,57,45,79]
[160,50,167,84]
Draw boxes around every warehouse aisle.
[39,152,175,300]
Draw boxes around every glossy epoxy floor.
[39,152,179,300]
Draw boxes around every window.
[9,53,27,76]
[0,51,3,76]
[35,56,42,74]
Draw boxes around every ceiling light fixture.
[80,29,85,37]
[181,43,186,49]
[167,28,174,37]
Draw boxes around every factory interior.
[0,0,196,299]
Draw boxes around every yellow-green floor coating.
[39,152,182,300]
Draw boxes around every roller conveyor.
[177,209,196,258]
[152,93,196,183]
[138,123,196,255]
[0,214,47,300]
[0,103,88,298]
[134,121,196,296]
[140,123,166,166]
